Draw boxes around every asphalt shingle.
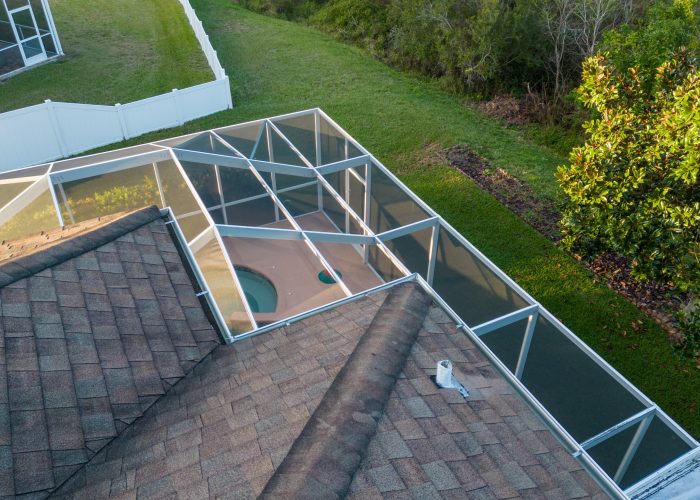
[0,207,221,498]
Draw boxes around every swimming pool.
[234,266,277,314]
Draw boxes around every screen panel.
[216,122,264,157]
[369,165,430,234]
[191,229,253,334]
[272,113,316,166]
[432,225,530,326]
[0,178,59,241]
[156,160,209,241]
[521,315,647,442]
[57,164,161,224]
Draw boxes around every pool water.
[234,266,277,313]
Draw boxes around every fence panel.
[0,104,62,170]
[52,102,123,153]
[177,78,231,121]
[121,93,181,139]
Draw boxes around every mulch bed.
[444,144,685,343]
[444,145,560,241]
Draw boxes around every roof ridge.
[0,205,162,288]
[259,282,432,499]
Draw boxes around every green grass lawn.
[0,0,212,114]
[86,3,699,436]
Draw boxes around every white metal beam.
[614,411,655,484]
[377,217,439,242]
[215,224,376,245]
[580,407,656,451]
[47,178,64,227]
[216,224,304,241]
[514,309,539,379]
[49,150,172,184]
[56,182,75,225]
[304,230,375,245]
[471,305,540,337]
[427,223,439,285]
[248,159,316,178]
[316,155,372,175]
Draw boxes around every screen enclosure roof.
[0,108,697,499]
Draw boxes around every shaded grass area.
[0,0,212,113]
[94,3,698,436]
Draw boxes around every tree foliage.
[600,0,700,90]
[557,52,700,293]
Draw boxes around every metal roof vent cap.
[436,360,470,398]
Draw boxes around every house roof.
[0,207,221,498]
[48,282,605,499]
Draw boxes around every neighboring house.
[0,110,698,498]
[0,0,62,79]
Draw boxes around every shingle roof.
[261,283,432,498]
[50,282,605,499]
[51,289,388,499]
[346,303,607,499]
[0,207,221,498]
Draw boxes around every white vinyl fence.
[0,0,232,173]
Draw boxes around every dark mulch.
[585,253,685,343]
[444,144,685,343]
[444,145,561,241]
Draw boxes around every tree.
[558,52,700,292]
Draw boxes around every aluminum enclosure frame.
[0,108,697,498]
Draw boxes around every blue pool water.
[235,266,277,313]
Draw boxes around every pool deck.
[223,211,382,324]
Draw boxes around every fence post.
[172,89,184,126]
[115,103,130,140]
[44,99,68,158]
[224,76,233,109]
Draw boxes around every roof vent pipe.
[436,360,470,398]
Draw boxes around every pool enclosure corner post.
[315,112,324,211]
[152,162,167,210]
[314,110,322,168]
[55,181,75,226]
[264,123,281,222]
[614,410,655,484]
[363,160,372,264]
[514,307,539,380]
[46,176,64,227]
[426,219,439,285]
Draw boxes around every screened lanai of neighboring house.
[0,109,698,499]
[0,0,62,78]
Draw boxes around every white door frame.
[5,1,47,67]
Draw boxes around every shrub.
[310,0,390,53]
[600,0,700,91]
[557,52,700,293]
